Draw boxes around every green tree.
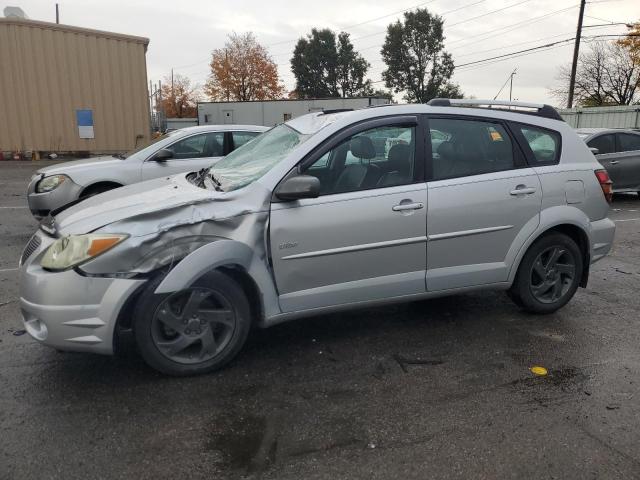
[291,29,371,98]
[381,8,462,103]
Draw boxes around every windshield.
[209,124,309,191]
[119,131,179,159]
[576,133,590,140]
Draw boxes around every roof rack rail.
[320,108,353,115]
[427,98,564,122]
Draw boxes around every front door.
[269,119,428,313]
[425,116,542,291]
[142,131,226,180]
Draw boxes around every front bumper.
[19,231,145,355]
[27,174,83,218]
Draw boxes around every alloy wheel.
[151,287,236,364]
[529,246,577,304]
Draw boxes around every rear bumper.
[590,217,616,263]
[19,231,145,355]
[27,174,83,218]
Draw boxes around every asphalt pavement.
[1,160,639,479]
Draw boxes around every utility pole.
[509,68,517,102]
[567,0,586,108]
[55,3,59,23]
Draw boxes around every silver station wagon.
[19,99,616,376]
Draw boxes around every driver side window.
[167,132,224,160]
[303,125,416,195]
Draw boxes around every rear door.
[425,116,542,291]
[269,116,428,312]
[142,131,226,180]
[587,133,628,189]
[614,132,640,191]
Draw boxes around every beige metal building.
[0,17,150,155]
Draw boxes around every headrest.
[350,136,376,160]
[437,141,455,158]
[387,144,411,173]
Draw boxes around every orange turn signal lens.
[87,237,124,257]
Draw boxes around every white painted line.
[0,206,27,209]
[614,218,640,223]
[0,268,18,273]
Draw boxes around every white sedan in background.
[27,125,268,217]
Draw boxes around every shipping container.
[0,17,151,155]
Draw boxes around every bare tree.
[551,41,639,107]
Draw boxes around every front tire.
[509,233,583,314]
[134,271,251,376]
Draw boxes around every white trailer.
[197,97,391,127]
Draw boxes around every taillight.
[595,169,613,203]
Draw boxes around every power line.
[269,0,487,57]
[350,0,488,42]
[446,0,533,28]
[265,0,440,48]
[493,68,517,100]
[447,4,578,49]
[454,33,638,71]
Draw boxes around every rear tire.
[509,233,583,314]
[134,270,251,376]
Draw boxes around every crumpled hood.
[38,156,122,177]
[53,174,216,235]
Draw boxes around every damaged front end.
[50,172,282,322]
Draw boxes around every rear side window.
[516,125,561,164]
[232,131,260,150]
[617,133,640,153]
[587,134,615,155]
[429,118,515,180]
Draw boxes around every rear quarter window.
[515,123,561,165]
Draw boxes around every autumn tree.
[205,32,285,101]
[551,41,639,107]
[618,20,640,61]
[381,8,462,103]
[291,29,371,98]
[159,73,201,118]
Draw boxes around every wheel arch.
[153,239,278,324]
[509,209,592,288]
[80,181,123,198]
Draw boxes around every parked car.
[19,99,615,376]
[577,128,640,195]
[26,125,268,217]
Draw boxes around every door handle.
[609,160,619,165]
[392,202,424,212]
[509,185,536,196]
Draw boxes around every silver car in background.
[26,124,268,217]
[577,128,640,195]
[19,100,615,376]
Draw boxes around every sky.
[9,0,640,106]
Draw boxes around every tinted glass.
[617,133,640,153]
[518,125,561,164]
[430,118,515,180]
[587,134,615,155]
[168,132,224,159]
[232,131,260,149]
[303,125,416,195]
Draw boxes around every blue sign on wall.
[76,109,94,139]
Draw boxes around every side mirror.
[589,147,600,155]
[153,149,174,162]
[275,175,320,201]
